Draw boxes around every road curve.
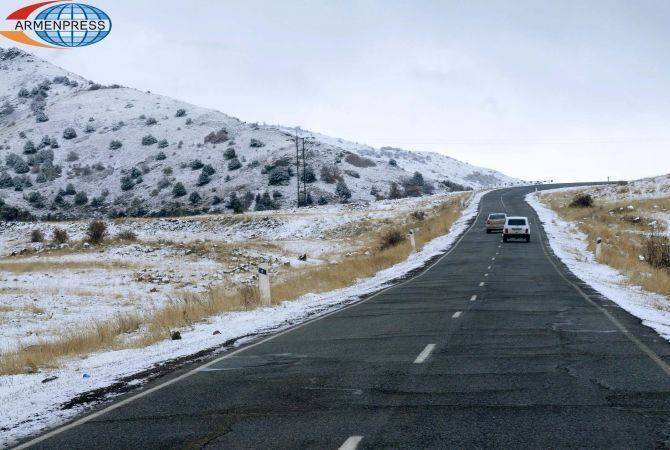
[20,185,670,449]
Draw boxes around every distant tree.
[74,191,88,205]
[156,151,167,160]
[141,135,157,145]
[63,127,77,140]
[388,182,403,199]
[227,192,244,213]
[172,182,186,197]
[228,157,242,171]
[249,138,264,148]
[109,140,122,150]
[23,140,36,155]
[158,139,168,148]
[223,147,236,160]
[197,171,211,186]
[175,108,186,117]
[189,191,201,205]
[202,164,216,176]
[189,159,204,170]
[335,179,352,203]
[120,175,134,191]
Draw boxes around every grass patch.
[543,191,670,298]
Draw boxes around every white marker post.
[408,229,416,253]
[595,237,602,259]
[258,264,271,306]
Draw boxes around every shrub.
[18,88,30,98]
[254,191,278,211]
[185,118,193,125]
[344,169,360,178]
[320,164,341,184]
[569,194,594,208]
[344,153,376,168]
[249,138,264,148]
[52,228,68,244]
[189,159,204,170]
[158,139,168,148]
[14,159,29,174]
[157,177,171,190]
[189,191,201,205]
[228,157,242,171]
[204,128,229,144]
[120,175,134,191]
[63,127,77,140]
[317,196,328,205]
[379,228,405,250]
[389,159,397,167]
[74,191,88,205]
[172,182,186,197]
[35,111,49,123]
[197,171,211,186]
[227,192,245,213]
[66,151,79,161]
[130,167,142,179]
[141,135,157,146]
[0,172,13,189]
[156,151,167,160]
[145,117,157,126]
[643,234,670,269]
[84,124,95,133]
[26,191,45,208]
[63,183,76,195]
[0,101,14,116]
[336,179,352,202]
[388,181,404,199]
[90,196,105,207]
[302,165,317,183]
[268,166,291,185]
[23,140,36,155]
[117,230,137,241]
[30,229,44,243]
[201,164,216,176]
[86,220,107,245]
[109,140,122,150]
[175,108,186,117]
[223,147,236,160]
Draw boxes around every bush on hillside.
[569,193,594,208]
[86,220,107,245]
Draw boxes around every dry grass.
[544,191,670,297]
[0,194,468,375]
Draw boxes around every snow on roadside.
[526,191,670,340]
[0,191,485,447]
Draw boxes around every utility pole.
[295,130,301,207]
[301,138,307,205]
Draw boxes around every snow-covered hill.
[0,47,519,219]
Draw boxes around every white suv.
[503,216,531,243]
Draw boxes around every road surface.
[21,185,670,449]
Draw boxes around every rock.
[149,287,158,293]
[213,330,221,335]
[171,331,182,340]
[41,376,58,383]
[298,253,307,261]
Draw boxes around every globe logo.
[35,3,111,47]
[0,1,112,48]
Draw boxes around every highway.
[21,185,670,449]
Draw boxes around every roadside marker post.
[595,237,602,259]
[408,229,416,253]
[258,264,271,306]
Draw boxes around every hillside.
[0,47,519,219]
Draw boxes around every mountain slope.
[0,47,519,219]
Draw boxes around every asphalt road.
[21,185,670,449]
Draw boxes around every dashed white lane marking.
[470,295,477,301]
[339,435,363,450]
[414,344,436,364]
[452,311,462,318]
[491,257,496,261]
[479,282,485,287]
[487,265,491,270]
[484,273,489,277]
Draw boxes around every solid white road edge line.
[339,435,363,450]
[470,295,477,301]
[479,282,485,287]
[414,344,436,364]
[452,311,462,318]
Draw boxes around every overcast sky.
[7,0,670,181]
